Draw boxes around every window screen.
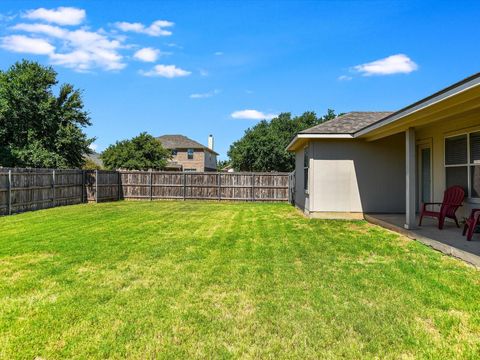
[446,166,468,194]
[445,135,467,165]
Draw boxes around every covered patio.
[365,213,480,266]
[359,74,480,266]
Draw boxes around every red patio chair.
[418,186,465,229]
[463,208,480,241]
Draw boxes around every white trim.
[356,76,480,137]
[297,133,353,139]
[286,133,353,150]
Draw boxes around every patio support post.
[405,127,416,229]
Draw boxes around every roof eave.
[286,133,354,151]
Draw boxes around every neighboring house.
[84,152,103,168]
[220,164,235,173]
[287,72,480,229]
[157,134,218,172]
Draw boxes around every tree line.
[1,60,338,172]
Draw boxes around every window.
[187,148,194,160]
[184,168,196,172]
[171,149,177,156]
[445,131,480,198]
[304,146,309,192]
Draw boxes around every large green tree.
[101,132,171,170]
[228,110,337,172]
[0,60,93,168]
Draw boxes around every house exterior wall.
[295,133,405,216]
[171,149,206,172]
[415,111,480,218]
[204,151,217,171]
[169,149,217,172]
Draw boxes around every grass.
[1,201,480,359]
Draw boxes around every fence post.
[80,170,84,203]
[7,170,12,215]
[218,173,221,201]
[183,172,186,201]
[52,169,56,207]
[149,170,153,201]
[117,171,121,201]
[252,173,255,201]
[95,169,98,203]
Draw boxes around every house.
[157,134,218,172]
[220,163,235,173]
[287,72,480,230]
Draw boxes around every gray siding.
[295,133,405,214]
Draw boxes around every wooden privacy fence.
[0,168,85,216]
[0,168,290,216]
[117,171,289,201]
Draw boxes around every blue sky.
[0,1,479,159]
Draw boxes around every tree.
[101,132,171,170]
[82,158,103,170]
[228,110,337,172]
[0,60,94,168]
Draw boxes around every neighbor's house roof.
[84,152,103,167]
[287,72,480,151]
[157,135,219,155]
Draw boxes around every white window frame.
[445,130,480,201]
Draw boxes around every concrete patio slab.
[365,213,480,267]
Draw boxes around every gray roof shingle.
[300,112,393,134]
[157,135,218,155]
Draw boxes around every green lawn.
[1,201,480,359]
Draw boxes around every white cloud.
[231,109,277,120]
[338,75,352,81]
[190,89,220,99]
[11,23,125,71]
[0,35,54,54]
[140,64,191,78]
[2,9,176,73]
[353,54,418,76]
[133,47,159,62]
[13,23,68,37]
[23,7,85,26]
[115,20,174,36]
